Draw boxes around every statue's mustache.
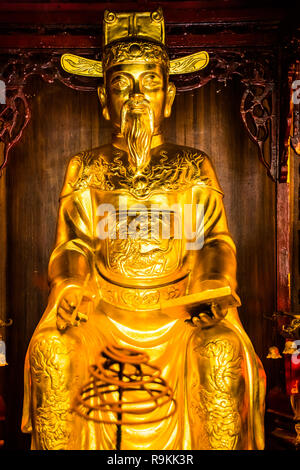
[121,98,154,135]
[123,97,152,113]
[120,97,154,173]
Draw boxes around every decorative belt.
[97,272,189,311]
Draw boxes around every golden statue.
[21,8,266,450]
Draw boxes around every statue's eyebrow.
[110,72,130,80]
[142,71,161,78]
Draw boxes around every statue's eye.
[111,75,130,91]
[142,74,162,89]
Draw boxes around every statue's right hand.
[56,285,95,332]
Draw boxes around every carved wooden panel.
[0,48,284,181]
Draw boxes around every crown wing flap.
[60,50,209,78]
[61,54,103,77]
[170,51,209,75]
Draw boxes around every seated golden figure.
[21,9,266,450]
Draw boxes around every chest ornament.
[71,150,208,199]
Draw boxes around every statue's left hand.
[56,285,95,332]
[186,302,228,328]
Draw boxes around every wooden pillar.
[0,142,7,448]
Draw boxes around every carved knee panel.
[189,330,245,450]
[29,335,74,449]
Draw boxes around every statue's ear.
[164,82,176,118]
[97,85,110,121]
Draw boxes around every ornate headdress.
[61,8,209,78]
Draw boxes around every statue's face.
[98,62,175,134]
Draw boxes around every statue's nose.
[129,92,145,104]
[130,79,143,96]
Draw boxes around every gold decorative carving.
[30,338,73,450]
[60,8,208,78]
[103,8,165,46]
[102,41,170,72]
[103,10,117,25]
[266,346,282,359]
[121,289,161,307]
[67,149,211,199]
[61,49,209,78]
[61,54,103,78]
[106,212,179,278]
[195,339,242,450]
[169,51,209,75]
[282,318,300,339]
[98,271,188,310]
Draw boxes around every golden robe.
[22,143,266,450]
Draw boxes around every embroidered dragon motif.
[30,337,74,450]
[192,338,242,450]
[70,148,211,199]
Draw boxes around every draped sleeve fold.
[189,155,238,293]
[48,155,94,289]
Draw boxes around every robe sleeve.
[189,155,238,294]
[47,155,94,289]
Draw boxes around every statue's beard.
[121,98,154,173]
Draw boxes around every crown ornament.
[61,8,209,78]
